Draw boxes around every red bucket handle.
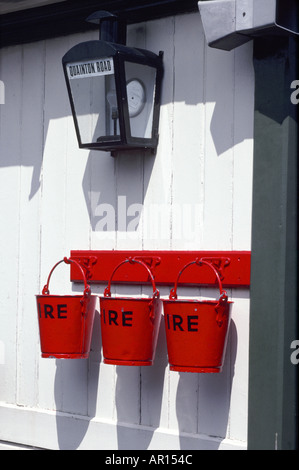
[169,258,228,304]
[42,257,91,298]
[104,257,159,299]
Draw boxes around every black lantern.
[62,11,164,154]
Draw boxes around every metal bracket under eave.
[69,250,251,288]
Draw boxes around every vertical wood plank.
[171,13,205,250]
[167,13,205,436]
[228,292,250,441]
[139,17,175,431]
[37,36,67,411]
[202,46,235,249]
[228,41,254,443]
[16,41,45,407]
[141,17,174,251]
[232,42,254,251]
[0,45,23,404]
[111,23,148,429]
[38,36,89,415]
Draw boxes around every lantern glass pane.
[124,62,156,139]
[66,58,120,145]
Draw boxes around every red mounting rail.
[69,250,251,288]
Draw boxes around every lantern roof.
[62,40,162,67]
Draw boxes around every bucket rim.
[100,295,161,302]
[36,294,97,298]
[162,298,233,305]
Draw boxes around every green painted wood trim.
[248,36,299,450]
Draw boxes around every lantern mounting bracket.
[86,10,127,45]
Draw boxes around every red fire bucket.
[163,259,232,373]
[36,257,96,359]
[100,258,162,366]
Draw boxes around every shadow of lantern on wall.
[62,11,164,156]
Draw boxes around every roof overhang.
[0,0,198,48]
[0,0,66,15]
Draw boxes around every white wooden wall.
[0,12,254,450]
